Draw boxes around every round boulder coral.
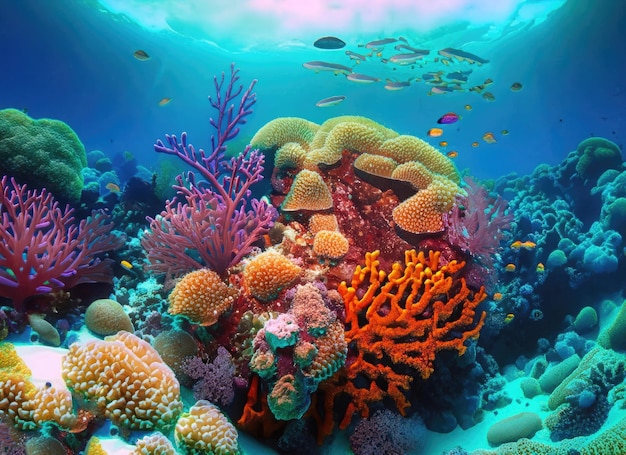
[575,137,623,182]
[85,299,134,336]
[243,251,302,301]
[175,400,240,455]
[0,108,87,202]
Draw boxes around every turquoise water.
[0,1,625,454]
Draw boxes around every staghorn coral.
[319,249,486,434]
[175,400,240,455]
[168,269,238,326]
[62,331,183,431]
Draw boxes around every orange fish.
[511,240,536,250]
[504,263,516,272]
[471,141,479,147]
[536,263,545,272]
[493,292,503,301]
[439,141,448,147]
[446,151,458,158]
[105,182,121,193]
[427,128,444,137]
[158,97,172,106]
[483,132,497,144]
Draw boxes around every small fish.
[105,182,121,193]
[483,78,494,86]
[501,129,509,135]
[133,49,150,60]
[303,61,353,75]
[536,263,545,273]
[422,71,444,83]
[364,37,407,49]
[394,43,429,54]
[345,50,371,62]
[314,36,346,50]
[464,104,472,111]
[438,48,490,65]
[120,260,133,270]
[439,141,448,147]
[504,263,516,272]
[158,97,172,106]
[446,151,458,158]
[430,85,453,95]
[315,95,346,107]
[446,71,472,83]
[511,82,523,91]
[440,58,452,66]
[482,92,496,101]
[521,241,536,249]
[504,313,515,323]
[482,132,497,143]
[437,112,460,124]
[346,73,381,83]
[383,79,411,91]
[389,52,428,65]
[427,128,444,137]
[493,292,503,301]
[471,141,479,147]
[469,85,485,94]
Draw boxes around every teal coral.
[0,108,87,202]
[575,137,623,182]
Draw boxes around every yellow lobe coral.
[309,115,398,150]
[19,386,77,429]
[313,230,350,260]
[250,117,319,151]
[175,400,240,455]
[327,249,486,431]
[243,250,302,301]
[62,331,183,431]
[281,169,333,211]
[392,175,461,234]
[390,161,434,190]
[309,213,339,234]
[168,269,238,326]
[353,153,398,178]
[274,142,308,170]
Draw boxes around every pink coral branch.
[0,176,122,312]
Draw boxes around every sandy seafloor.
[13,297,626,455]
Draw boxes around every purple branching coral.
[142,63,277,280]
[182,346,236,407]
[444,177,513,269]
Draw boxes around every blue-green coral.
[0,108,87,202]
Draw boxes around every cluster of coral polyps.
[250,116,463,261]
[315,249,487,435]
[62,331,183,431]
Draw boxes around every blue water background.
[0,0,624,181]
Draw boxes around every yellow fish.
[505,263,516,272]
[464,104,472,111]
[120,260,133,270]
[471,141,479,147]
[536,263,545,272]
[105,182,121,193]
[511,240,536,250]
[427,128,444,137]
[483,132,497,144]
[446,151,458,158]
[439,141,448,147]
[158,97,173,106]
[504,313,515,323]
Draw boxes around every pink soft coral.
[443,177,513,269]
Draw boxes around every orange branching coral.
[330,249,487,429]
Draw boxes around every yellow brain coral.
[243,250,302,301]
[175,400,240,455]
[168,269,238,326]
[62,331,183,431]
[392,176,461,234]
[85,298,134,336]
[250,117,319,150]
[281,169,333,211]
[133,432,176,455]
[313,230,350,260]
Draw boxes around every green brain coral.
[575,137,623,182]
[0,108,87,202]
